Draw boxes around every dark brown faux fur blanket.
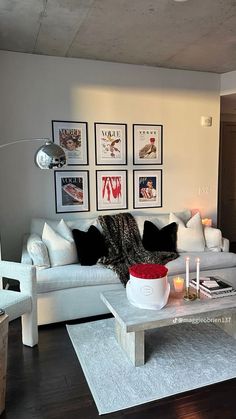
[98,212,178,286]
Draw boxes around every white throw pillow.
[27,233,50,268]
[42,219,78,267]
[204,226,222,252]
[169,212,205,252]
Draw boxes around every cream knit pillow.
[42,219,78,267]
[169,212,205,252]
[27,233,50,268]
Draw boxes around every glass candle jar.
[173,276,184,293]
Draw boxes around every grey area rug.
[67,318,236,415]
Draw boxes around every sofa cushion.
[72,226,107,265]
[36,250,236,293]
[30,216,99,236]
[169,212,205,252]
[142,221,178,252]
[134,209,191,237]
[36,264,119,293]
[166,251,236,276]
[42,220,78,267]
[204,226,222,251]
[30,211,191,237]
[27,234,50,268]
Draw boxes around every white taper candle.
[196,257,200,290]
[186,257,190,288]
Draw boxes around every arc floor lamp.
[0,138,67,169]
[0,138,67,288]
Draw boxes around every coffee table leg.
[115,320,145,366]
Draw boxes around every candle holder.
[173,276,184,293]
[183,286,197,301]
[196,289,201,299]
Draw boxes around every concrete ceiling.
[1,0,236,73]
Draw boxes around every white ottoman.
[126,264,170,310]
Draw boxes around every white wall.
[221,70,236,95]
[0,51,220,260]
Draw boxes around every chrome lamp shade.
[0,138,67,170]
[35,141,67,169]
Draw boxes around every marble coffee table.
[101,289,236,366]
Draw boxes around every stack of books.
[190,276,236,299]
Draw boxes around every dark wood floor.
[2,315,236,419]
[230,242,236,253]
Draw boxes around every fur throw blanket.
[98,212,178,286]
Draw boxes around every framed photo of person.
[54,170,90,213]
[96,170,128,211]
[95,122,127,165]
[133,170,162,209]
[133,124,163,165]
[52,120,88,166]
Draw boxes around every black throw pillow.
[142,221,178,252]
[72,226,107,266]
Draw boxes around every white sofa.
[0,261,38,347]
[21,209,236,326]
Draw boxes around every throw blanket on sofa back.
[98,212,178,286]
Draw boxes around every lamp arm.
[0,138,66,169]
[0,138,50,150]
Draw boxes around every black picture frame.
[133,169,163,209]
[54,170,90,213]
[96,170,128,211]
[52,120,89,166]
[133,124,163,165]
[94,122,127,165]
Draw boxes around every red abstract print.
[102,176,122,202]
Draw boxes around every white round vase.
[126,264,170,310]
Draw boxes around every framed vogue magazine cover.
[96,170,128,211]
[95,122,127,165]
[52,120,88,166]
[133,170,162,209]
[133,124,163,165]
[54,170,90,213]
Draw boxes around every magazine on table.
[190,276,236,299]
[191,277,233,293]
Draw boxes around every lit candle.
[202,218,212,227]
[185,257,190,289]
[196,257,200,290]
[173,276,184,293]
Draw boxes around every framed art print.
[133,124,163,165]
[133,170,162,209]
[95,122,127,165]
[52,120,88,166]
[54,170,89,213]
[96,170,128,211]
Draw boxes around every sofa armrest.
[0,261,38,346]
[0,261,36,295]
[21,233,50,268]
[21,234,33,265]
[204,226,224,252]
[222,237,230,252]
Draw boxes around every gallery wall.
[0,51,220,260]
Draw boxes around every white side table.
[0,313,9,414]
